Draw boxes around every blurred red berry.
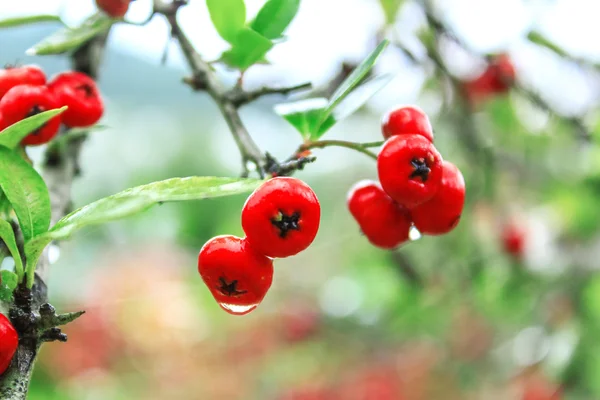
[0,85,61,146]
[0,65,46,100]
[198,235,273,315]
[502,222,526,259]
[411,161,465,235]
[242,177,321,258]
[95,0,131,18]
[381,105,433,142]
[347,180,412,249]
[377,134,443,209]
[49,71,104,128]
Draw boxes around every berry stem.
[297,140,382,161]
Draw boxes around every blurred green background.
[2,0,600,399]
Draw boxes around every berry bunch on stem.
[348,105,466,249]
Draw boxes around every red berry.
[0,85,61,146]
[347,180,412,249]
[49,71,104,128]
[489,54,515,92]
[0,313,18,375]
[381,105,433,142]
[411,161,465,235]
[0,65,46,100]
[95,0,131,18]
[198,235,273,315]
[377,134,443,209]
[242,177,321,258]
[502,222,526,259]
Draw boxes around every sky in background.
[0,0,599,114]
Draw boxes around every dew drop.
[218,302,257,316]
[409,225,422,241]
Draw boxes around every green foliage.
[274,98,334,140]
[250,0,300,39]
[0,146,51,242]
[0,108,67,149]
[24,176,263,286]
[27,13,113,55]
[275,40,390,140]
[0,220,24,280]
[320,40,389,127]
[0,271,18,302]
[378,0,404,24]
[220,28,273,70]
[206,0,247,43]
[0,14,62,29]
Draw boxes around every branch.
[390,251,423,287]
[154,0,269,176]
[227,82,312,108]
[297,140,382,161]
[527,31,600,71]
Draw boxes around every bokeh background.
[1,0,600,398]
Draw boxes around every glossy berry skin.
[411,161,465,235]
[198,235,273,315]
[381,105,433,142]
[49,72,104,128]
[95,0,131,18]
[0,85,61,146]
[0,313,18,375]
[377,134,443,209]
[0,65,46,100]
[242,177,320,258]
[347,180,412,249]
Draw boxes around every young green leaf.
[319,40,389,126]
[27,13,114,56]
[274,98,334,140]
[0,14,63,29]
[379,0,404,24]
[330,74,393,123]
[0,146,51,242]
[206,0,246,43]
[0,107,67,149]
[0,270,18,302]
[250,0,300,40]
[0,220,24,280]
[220,28,273,70]
[23,176,263,286]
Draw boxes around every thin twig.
[227,82,312,107]
[297,140,382,160]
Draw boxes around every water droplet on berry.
[409,226,422,241]
[218,302,257,316]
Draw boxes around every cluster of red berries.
[348,105,466,249]
[198,177,320,315]
[95,0,132,18]
[0,314,18,376]
[463,55,515,106]
[0,65,104,146]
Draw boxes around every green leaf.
[250,0,300,39]
[206,0,246,43]
[274,98,335,140]
[0,14,63,29]
[0,146,50,242]
[0,220,24,280]
[0,107,67,149]
[330,74,393,123]
[379,0,403,24]
[221,28,274,70]
[319,40,389,126]
[27,13,114,56]
[0,271,18,302]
